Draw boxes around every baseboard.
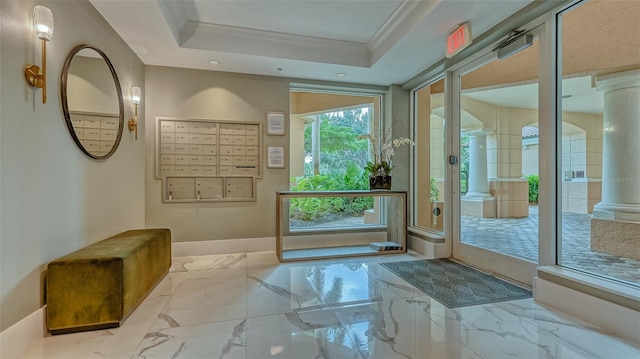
[408,233,448,258]
[534,277,640,345]
[172,237,276,257]
[0,306,46,359]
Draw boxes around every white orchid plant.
[358,133,414,177]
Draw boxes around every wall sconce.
[25,5,54,104]
[128,86,141,139]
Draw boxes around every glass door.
[451,27,542,286]
[558,0,640,285]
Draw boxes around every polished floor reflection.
[23,252,638,358]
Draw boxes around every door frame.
[448,23,550,287]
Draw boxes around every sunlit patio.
[462,206,640,284]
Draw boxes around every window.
[559,0,640,285]
[288,90,383,230]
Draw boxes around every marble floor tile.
[23,330,121,359]
[333,297,483,359]
[150,268,247,330]
[133,319,247,359]
[429,303,570,358]
[246,251,281,270]
[246,266,323,318]
[171,253,247,272]
[154,272,188,293]
[304,262,405,307]
[493,299,640,358]
[364,263,428,299]
[428,299,639,359]
[245,310,364,359]
[22,251,638,359]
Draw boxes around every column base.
[592,203,640,222]
[591,218,640,260]
[461,196,495,218]
[489,179,529,218]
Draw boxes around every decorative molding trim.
[368,0,442,64]
[0,306,46,359]
[172,237,276,257]
[156,0,189,44]
[369,0,427,49]
[180,21,371,67]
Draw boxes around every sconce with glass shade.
[25,5,54,104]
[128,87,141,139]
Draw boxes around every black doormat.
[381,259,531,308]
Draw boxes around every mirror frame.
[60,44,124,160]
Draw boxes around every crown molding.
[368,0,444,64]
[179,21,371,67]
[156,0,189,44]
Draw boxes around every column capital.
[596,69,640,93]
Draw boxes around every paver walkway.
[462,206,640,284]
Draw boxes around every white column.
[312,115,320,175]
[593,69,640,222]
[466,130,492,197]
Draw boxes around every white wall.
[144,66,290,242]
[0,0,145,332]
[522,144,539,175]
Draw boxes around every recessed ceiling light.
[209,59,220,65]
[337,73,346,78]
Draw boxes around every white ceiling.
[89,0,533,86]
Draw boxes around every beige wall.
[144,66,290,242]
[562,112,603,179]
[289,114,307,179]
[67,55,120,114]
[0,0,145,332]
[388,85,411,191]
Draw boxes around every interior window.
[288,91,382,229]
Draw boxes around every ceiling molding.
[89,0,538,85]
[180,21,371,67]
[156,0,188,45]
[368,0,444,64]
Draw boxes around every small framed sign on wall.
[267,146,286,168]
[266,111,286,136]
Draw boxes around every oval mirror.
[61,44,124,159]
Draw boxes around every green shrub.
[430,177,440,202]
[524,174,539,203]
[290,164,373,221]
